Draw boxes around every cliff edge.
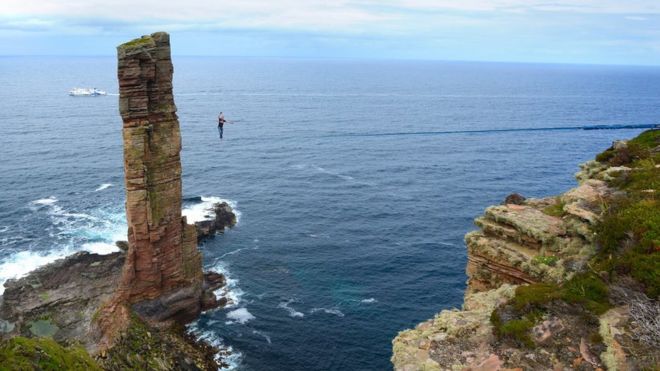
[392,130,659,370]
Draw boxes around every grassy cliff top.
[0,337,101,370]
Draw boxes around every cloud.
[370,0,660,14]
[0,1,392,30]
[0,18,56,31]
[2,1,659,33]
[0,1,659,41]
[0,0,659,64]
[625,15,648,21]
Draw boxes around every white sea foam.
[31,196,58,206]
[278,299,305,318]
[210,261,244,308]
[0,198,127,293]
[188,321,243,370]
[94,183,113,191]
[182,196,241,224]
[292,164,373,186]
[310,307,345,317]
[81,242,120,255]
[361,298,378,304]
[252,330,272,344]
[219,246,258,259]
[312,165,355,181]
[0,249,71,294]
[226,308,255,324]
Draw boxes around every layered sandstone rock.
[464,176,613,294]
[115,32,204,323]
[1,33,228,368]
[392,153,626,371]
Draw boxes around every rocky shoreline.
[392,130,659,370]
[0,32,237,369]
[0,201,237,369]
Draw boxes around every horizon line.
[1,54,659,68]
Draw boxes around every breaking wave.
[0,197,127,294]
[226,308,255,325]
[94,183,113,191]
[309,307,345,317]
[0,195,239,295]
[188,321,243,370]
[182,196,242,224]
[252,330,272,344]
[278,299,305,318]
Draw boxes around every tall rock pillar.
[116,32,202,320]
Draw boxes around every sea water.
[0,56,659,370]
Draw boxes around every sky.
[1,0,659,65]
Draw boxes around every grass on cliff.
[595,129,660,167]
[595,196,660,298]
[0,337,101,371]
[594,129,659,298]
[490,311,536,348]
[532,255,559,266]
[492,130,659,349]
[491,274,610,347]
[119,35,154,49]
[509,274,610,315]
[542,197,566,218]
[99,313,219,370]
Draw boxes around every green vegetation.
[532,255,559,266]
[542,197,566,217]
[508,274,610,315]
[596,129,660,167]
[119,35,153,49]
[510,283,557,311]
[594,129,659,298]
[492,130,659,351]
[100,313,217,370]
[0,337,100,371]
[490,310,536,348]
[491,274,610,347]
[561,274,611,314]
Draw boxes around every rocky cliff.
[392,130,659,370]
[0,32,235,369]
[114,31,206,324]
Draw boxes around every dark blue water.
[1,56,659,370]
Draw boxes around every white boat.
[68,87,107,96]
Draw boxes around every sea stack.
[114,32,204,323]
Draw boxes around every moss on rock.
[0,337,101,370]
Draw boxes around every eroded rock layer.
[465,176,613,294]
[116,32,203,320]
[392,135,659,370]
[0,252,123,347]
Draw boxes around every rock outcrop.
[465,177,612,294]
[1,33,229,369]
[115,32,204,322]
[0,252,123,347]
[392,132,660,370]
[195,202,238,242]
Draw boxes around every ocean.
[0,56,659,370]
